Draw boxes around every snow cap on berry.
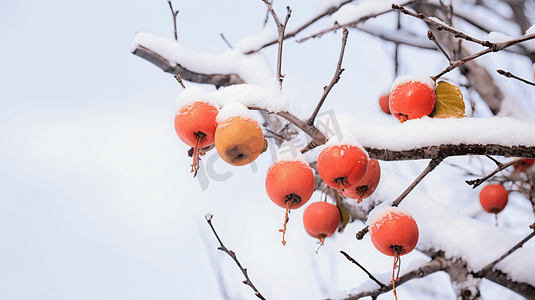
[216,101,258,124]
[320,113,368,157]
[391,76,436,94]
[367,205,414,229]
[175,86,217,115]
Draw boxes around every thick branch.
[364,144,535,161]
[132,45,245,87]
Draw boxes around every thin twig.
[357,157,444,240]
[246,0,352,54]
[497,69,535,86]
[307,27,349,126]
[175,75,186,89]
[340,251,387,288]
[220,33,234,49]
[476,223,535,277]
[167,0,179,41]
[427,30,451,62]
[466,157,524,189]
[331,256,449,300]
[205,214,267,300]
[392,4,535,80]
[262,0,291,90]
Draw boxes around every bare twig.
[167,0,179,41]
[175,75,186,89]
[357,157,444,240]
[262,0,292,89]
[393,3,535,80]
[307,27,349,126]
[246,0,352,54]
[466,157,524,188]
[427,30,451,62]
[220,33,234,49]
[475,223,535,277]
[340,251,386,289]
[497,69,535,86]
[297,8,394,43]
[331,256,449,300]
[205,214,267,300]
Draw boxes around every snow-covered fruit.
[266,159,315,245]
[369,207,419,300]
[317,144,368,191]
[302,202,341,244]
[479,184,509,214]
[513,158,534,173]
[214,116,264,166]
[379,91,391,115]
[174,101,219,175]
[265,160,315,210]
[342,158,381,202]
[369,207,419,257]
[389,78,436,122]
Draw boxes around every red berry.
[379,91,391,115]
[265,160,315,210]
[369,207,419,257]
[174,101,219,176]
[317,144,368,191]
[479,184,509,214]
[513,158,534,173]
[389,78,436,122]
[342,159,381,202]
[174,101,218,147]
[303,202,341,243]
[369,207,419,299]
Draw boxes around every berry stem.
[279,201,291,245]
[392,251,401,300]
[190,132,206,177]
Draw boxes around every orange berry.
[174,101,218,148]
[379,91,391,115]
[389,79,436,122]
[513,158,534,173]
[265,160,315,210]
[215,116,264,166]
[369,207,419,257]
[317,144,368,191]
[174,101,219,176]
[479,184,509,214]
[342,159,381,202]
[303,202,341,244]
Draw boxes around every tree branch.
[466,157,524,188]
[356,157,444,240]
[475,222,535,278]
[167,0,179,41]
[307,27,349,126]
[497,69,535,86]
[132,45,245,88]
[245,0,353,54]
[340,251,386,289]
[205,214,267,300]
[332,255,450,300]
[262,0,291,89]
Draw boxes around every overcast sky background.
[1,0,534,300]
